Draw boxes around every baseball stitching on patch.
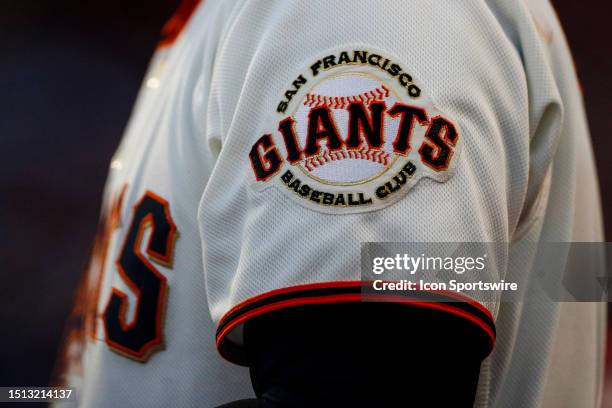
[303,147,391,171]
[303,84,390,109]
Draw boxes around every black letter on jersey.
[346,102,385,150]
[389,103,428,155]
[418,117,459,170]
[103,191,177,361]
[305,107,342,157]
[249,134,283,181]
[278,117,302,164]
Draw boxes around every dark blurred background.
[1,0,611,403]
[0,0,179,387]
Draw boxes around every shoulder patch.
[248,48,462,214]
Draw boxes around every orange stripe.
[218,280,494,328]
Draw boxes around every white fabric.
[60,0,605,407]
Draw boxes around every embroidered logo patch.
[248,49,462,214]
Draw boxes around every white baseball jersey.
[55,0,605,407]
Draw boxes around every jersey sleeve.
[199,0,561,365]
